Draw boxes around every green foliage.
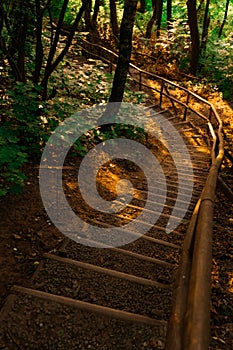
[0,127,27,195]
[0,82,41,195]
[72,123,146,157]
[46,58,147,157]
[49,0,82,25]
[135,10,152,35]
[0,56,147,196]
[200,37,233,99]
[134,0,233,97]
[47,58,147,107]
[0,80,66,195]
[199,2,233,98]
[8,82,43,153]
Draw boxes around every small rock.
[13,234,22,240]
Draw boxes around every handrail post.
[139,71,142,91]
[209,107,212,122]
[160,81,164,107]
[184,92,190,120]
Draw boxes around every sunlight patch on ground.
[212,259,220,286]
[228,272,233,293]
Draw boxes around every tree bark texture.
[92,0,100,24]
[187,0,200,75]
[200,0,210,54]
[146,2,157,38]
[167,0,172,30]
[146,0,163,38]
[138,0,146,13]
[84,0,93,32]
[218,0,230,38]
[41,0,91,99]
[108,0,138,103]
[110,0,119,37]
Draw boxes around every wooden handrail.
[79,38,221,130]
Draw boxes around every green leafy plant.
[200,37,233,99]
[0,127,27,195]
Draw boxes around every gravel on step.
[121,238,180,264]
[59,241,176,283]
[0,292,167,350]
[32,258,172,320]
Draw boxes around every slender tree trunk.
[41,0,91,99]
[200,0,210,54]
[34,0,44,83]
[17,12,27,82]
[146,3,157,38]
[218,0,230,38]
[108,0,138,103]
[156,0,163,37]
[197,0,205,13]
[110,0,119,37]
[92,0,100,24]
[138,0,146,13]
[146,0,163,38]
[34,0,52,83]
[2,0,29,82]
[84,0,93,32]
[0,35,23,81]
[44,0,69,82]
[187,0,200,75]
[167,0,172,31]
[151,0,156,9]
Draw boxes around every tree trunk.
[151,0,156,9]
[84,0,93,32]
[110,0,119,37]
[200,0,210,54]
[138,0,146,13]
[34,0,44,83]
[167,0,172,31]
[108,0,138,103]
[3,0,30,82]
[17,12,27,82]
[146,3,157,38]
[156,0,163,37]
[197,0,205,13]
[41,0,91,99]
[218,0,230,38]
[187,0,200,75]
[146,0,163,38]
[44,0,69,80]
[92,0,100,24]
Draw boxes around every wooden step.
[58,240,177,272]
[31,254,172,320]
[0,286,167,349]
